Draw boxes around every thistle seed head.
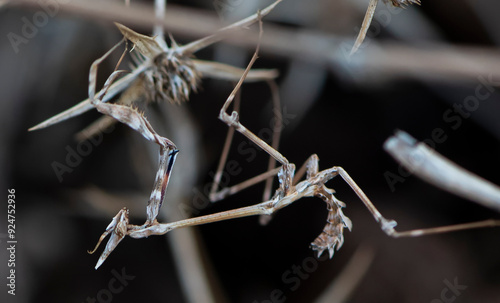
[145,50,201,105]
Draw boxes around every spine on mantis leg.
[311,186,353,259]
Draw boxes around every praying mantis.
[29,0,500,271]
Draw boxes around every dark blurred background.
[1,0,499,302]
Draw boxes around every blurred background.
[1,0,499,302]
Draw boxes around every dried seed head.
[384,0,421,8]
[145,50,201,104]
[116,22,201,105]
[311,188,352,258]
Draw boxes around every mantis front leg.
[86,36,180,268]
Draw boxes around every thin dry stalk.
[350,0,378,56]
[351,0,421,55]
[153,0,166,38]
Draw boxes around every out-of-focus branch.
[384,131,500,213]
[315,244,376,303]
[153,0,165,38]
[10,0,500,83]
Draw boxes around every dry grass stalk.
[351,0,421,56]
